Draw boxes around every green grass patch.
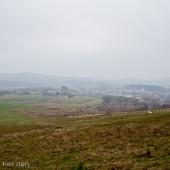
[0,113,40,125]
[86,98,103,105]
[0,96,54,103]
[0,102,41,125]
[64,98,95,105]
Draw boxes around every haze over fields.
[0,73,170,89]
[0,0,170,80]
[1,2,170,169]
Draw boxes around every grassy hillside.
[0,96,169,169]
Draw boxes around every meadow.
[0,96,169,169]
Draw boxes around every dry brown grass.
[0,110,170,169]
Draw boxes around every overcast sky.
[0,0,170,80]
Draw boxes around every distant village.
[1,84,170,113]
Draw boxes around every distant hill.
[109,78,170,88]
[123,84,168,93]
[0,73,110,89]
[0,73,170,90]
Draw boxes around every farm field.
[0,96,170,169]
[0,96,103,123]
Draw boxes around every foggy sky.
[0,0,170,80]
